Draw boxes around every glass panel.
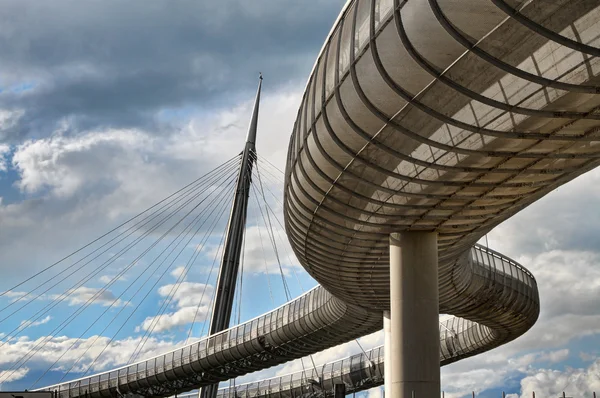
[297,102,305,150]
[325,27,341,98]
[375,0,394,30]
[315,57,325,114]
[338,4,356,77]
[306,76,316,134]
[355,0,371,54]
[283,304,290,324]
[164,352,173,364]
[251,319,259,338]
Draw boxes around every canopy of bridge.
[34,0,600,396]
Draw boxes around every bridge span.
[36,245,536,397]
[32,0,600,396]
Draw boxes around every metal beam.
[200,75,263,398]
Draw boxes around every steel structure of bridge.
[30,0,600,396]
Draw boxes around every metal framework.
[34,245,536,398]
[33,0,600,396]
[201,73,263,398]
[201,246,539,398]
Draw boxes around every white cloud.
[366,387,383,398]
[2,290,29,301]
[0,143,10,173]
[170,266,187,280]
[55,286,127,307]
[12,129,154,197]
[98,274,127,284]
[0,85,301,287]
[538,349,570,364]
[208,224,301,276]
[0,367,29,384]
[517,359,600,397]
[273,330,384,378]
[0,334,179,384]
[138,282,213,333]
[20,315,52,328]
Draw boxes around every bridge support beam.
[389,231,439,398]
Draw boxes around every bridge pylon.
[199,75,263,398]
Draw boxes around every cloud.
[0,367,29,384]
[12,129,154,197]
[20,315,51,328]
[0,334,179,384]
[485,167,600,257]
[138,282,213,333]
[0,0,598,394]
[440,167,600,397]
[170,266,187,280]
[0,143,9,172]
[538,349,570,364]
[0,0,344,142]
[98,274,126,284]
[367,387,383,398]
[0,85,301,285]
[241,225,301,275]
[272,330,384,378]
[55,287,127,307]
[517,359,600,397]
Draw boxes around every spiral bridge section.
[284,0,600,392]
[31,0,600,396]
[36,246,535,398]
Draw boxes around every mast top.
[245,74,262,147]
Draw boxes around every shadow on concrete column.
[389,231,440,398]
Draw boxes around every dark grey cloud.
[0,0,344,141]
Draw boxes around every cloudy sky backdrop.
[1,0,600,397]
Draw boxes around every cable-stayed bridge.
[2,0,600,396]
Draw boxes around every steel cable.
[32,167,241,387]
[0,156,240,300]
[0,157,241,325]
[0,160,241,382]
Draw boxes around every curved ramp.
[212,249,539,398]
[36,0,600,395]
[285,0,600,309]
[284,0,600,379]
[36,246,536,397]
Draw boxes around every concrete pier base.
[389,232,439,398]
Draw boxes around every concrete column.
[384,310,392,398]
[389,231,439,398]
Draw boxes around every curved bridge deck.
[36,0,600,395]
[37,245,536,398]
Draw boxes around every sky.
[1,0,600,397]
